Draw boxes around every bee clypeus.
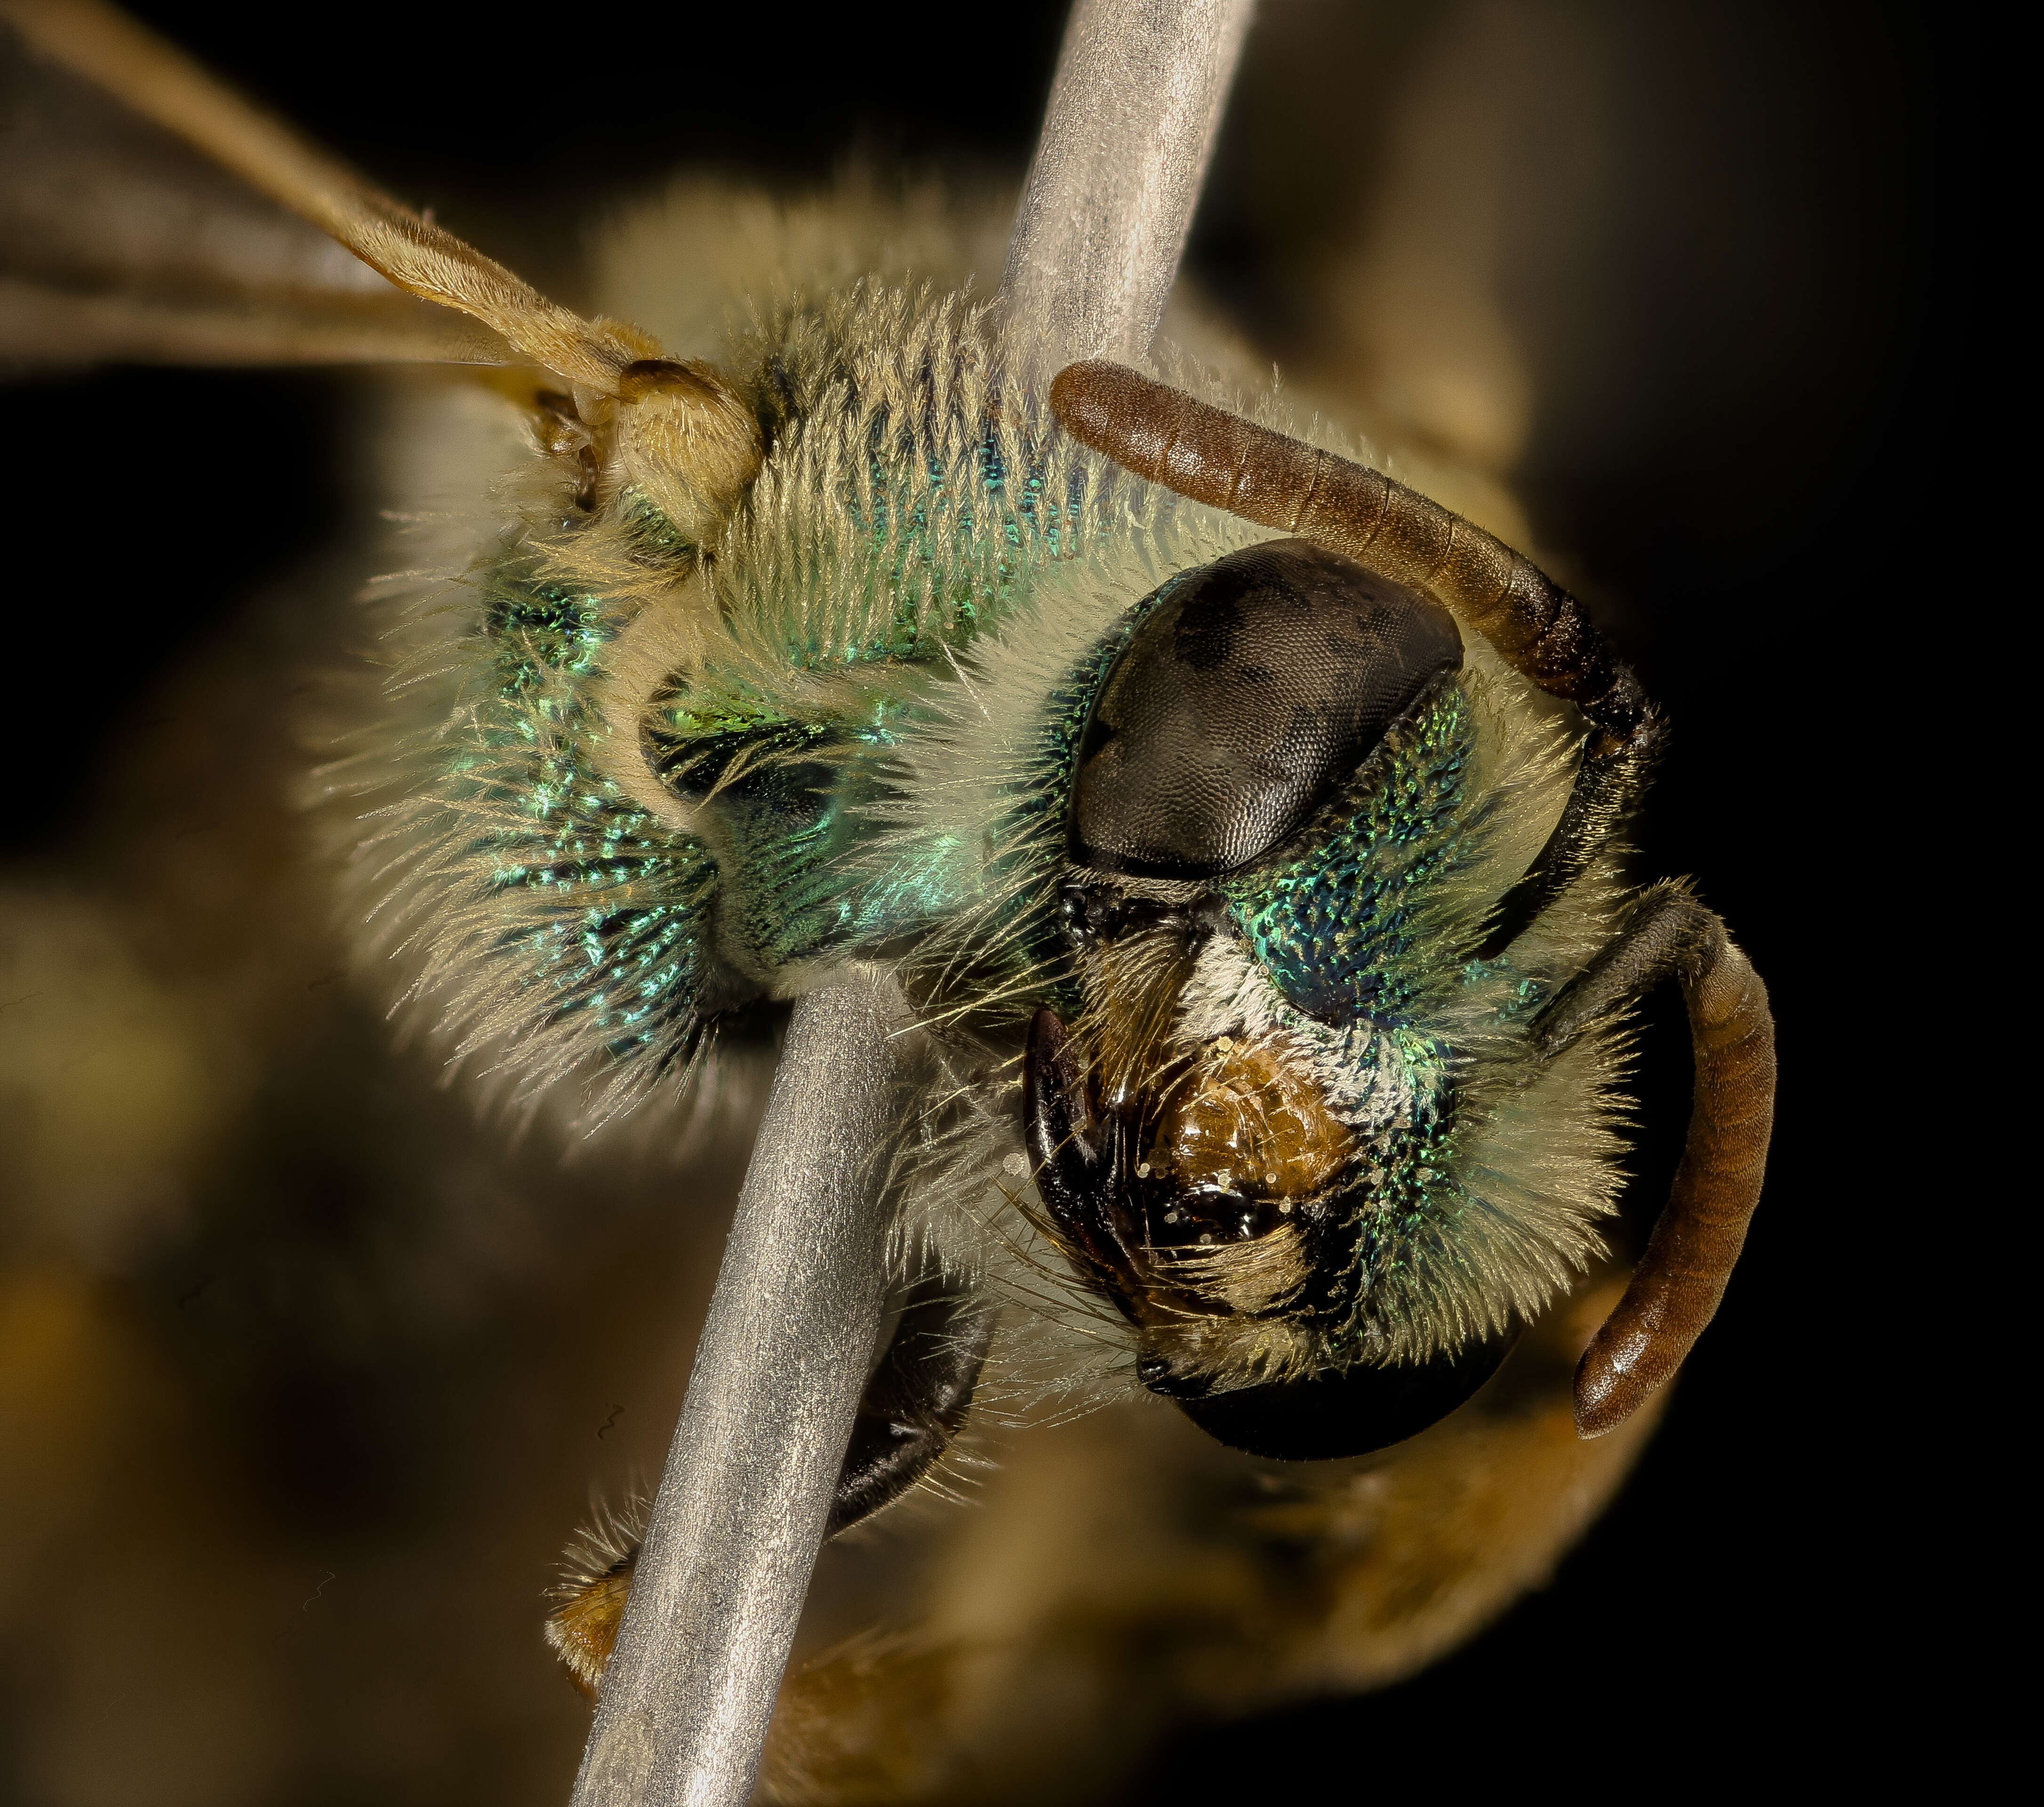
[2,1,1775,1799]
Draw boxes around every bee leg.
[546,1279,993,1695]
[547,1528,640,1698]
[1533,883,1776,1436]
[828,1277,996,1537]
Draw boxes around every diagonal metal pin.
[568,5,1254,1801]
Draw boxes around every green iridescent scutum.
[643,428,1093,975]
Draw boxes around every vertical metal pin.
[570,979,912,1807]
[1001,0,1255,376]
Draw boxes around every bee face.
[1023,538,1622,1456]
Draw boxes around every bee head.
[1026,539,1520,1460]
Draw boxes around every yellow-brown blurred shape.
[545,1548,638,1699]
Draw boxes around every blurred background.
[1,1,1950,1800]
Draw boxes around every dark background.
[1,0,1955,1796]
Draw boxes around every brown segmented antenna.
[1051,359,1664,940]
[1535,888,1775,1435]
[1051,361,1777,1437]
[1572,923,1774,1434]
[1051,360,1593,685]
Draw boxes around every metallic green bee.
[2,2,1776,1799]
[361,294,1774,1472]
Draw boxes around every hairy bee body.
[345,271,1635,1388]
[0,3,1801,1797]
[304,209,1674,1795]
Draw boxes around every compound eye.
[1071,539,1461,878]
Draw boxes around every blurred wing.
[0,0,653,385]
[0,6,515,367]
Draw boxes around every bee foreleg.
[827,1277,995,1538]
[1532,883,1776,1437]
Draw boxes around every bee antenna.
[1532,888,1777,1437]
